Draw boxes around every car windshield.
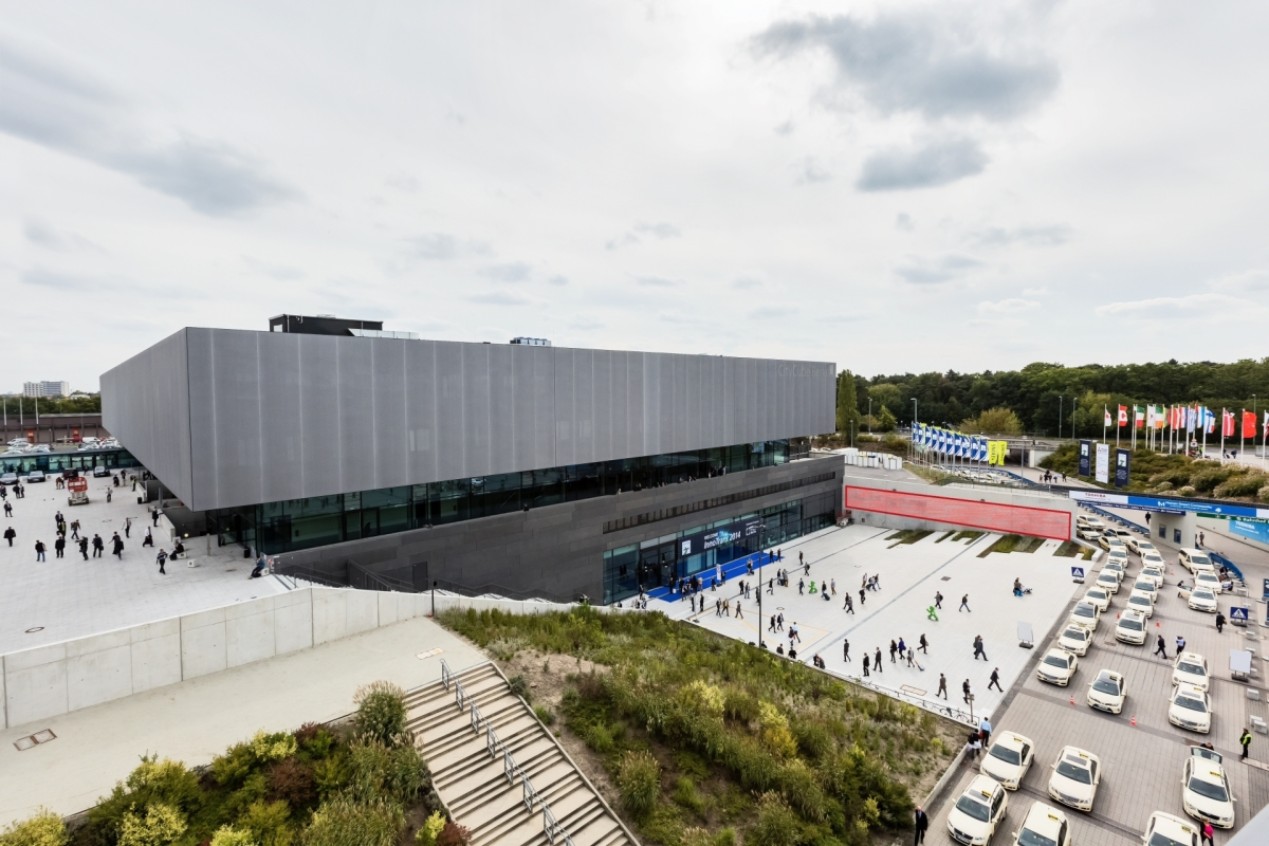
[1193,590,1215,600]
[1044,654,1069,668]
[1129,597,1150,607]
[1092,677,1120,695]
[954,794,991,822]
[989,743,1021,765]
[1175,695,1207,713]
[1074,606,1094,617]
[1121,618,1143,631]
[1135,582,1155,592]
[1064,628,1087,641]
[1178,662,1205,676]
[1056,759,1092,784]
[1147,831,1194,846]
[1187,776,1228,802]
[1017,828,1059,846]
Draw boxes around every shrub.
[671,775,705,815]
[506,675,530,702]
[239,799,295,846]
[615,750,660,819]
[212,742,260,787]
[252,731,298,763]
[533,705,555,726]
[222,773,268,821]
[311,754,351,802]
[748,792,800,846]
[677,680,726,721]
[266,757,318,810]
[353,682,410,747]
[209,827,257,846]
[117,802,186,846]
[0,808,67,846]
[757,702,797,759]
[346,741,429,806]
[1215,472,1269,499]
[414,811,446,846]
[434,822,471,846]
[300,797,403,846]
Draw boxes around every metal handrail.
[504,749,519,785]
[454,679,466,710]
[470,701,483,733]
[847,675,976,727]
[431,577,574,604]
[543,806,560,844]
[440,659,452,690]
[486,724,500,757]
[522,777,537,812]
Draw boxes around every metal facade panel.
[296,335,342,498]
[106,330,834,510]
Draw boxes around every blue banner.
[1078,441,1091,477]
[1114,449,1130,488]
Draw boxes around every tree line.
[1,393,101,415]
[835,358,1269,439]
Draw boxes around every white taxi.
[1172,652,1210,692]
[1095,570,1121,594]
[1086,669,1126,714]
[1194,571,1221,593]
[1139,563,1166,587]
[1082,587,1111,613]
[1129,536,1156,555]
[1115,609,1148,644]
[947,774,1010,845]
[1106,549,1129,570]
[1057,624,1093,657]
[1188,587,1219,613]
[1126,590,1156,618]
[1010,802,1070,846]
[1168,684,1212,734]
[980,732,1035,790]
[1142,811,1201,846]
[1036,648,1079,687]
[1103,558,1127,582]
[1067,601,1101,631]
[1047,746,1101,811]
[1131,579,1159,603]
[1181,747,1235,828]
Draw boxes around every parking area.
[665,521,1269,842]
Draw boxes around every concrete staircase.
[408,660,639,846]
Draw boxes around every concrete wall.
[278,456,844,602]
[102,329,836,512]
[0,587,431,731]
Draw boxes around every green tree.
[835,370,859,436]
[960,407,1024,435]
[875,405,897,433]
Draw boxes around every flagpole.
[1240,408,1246,461]
[1221,408,1227,461]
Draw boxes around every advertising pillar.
[1114,449,1131,488]
[1078,440,1091,477]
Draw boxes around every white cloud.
[977,297,1039,315]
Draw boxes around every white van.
[1178,548,1213,574]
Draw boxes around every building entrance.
[637,541,678,589]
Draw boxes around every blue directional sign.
[1230,607,1250,623]
[1071,566,1085,582]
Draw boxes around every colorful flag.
[1243,410,1257,439]
[1186,406,1197,432]
[1134,405,1146,428]
[1203,407,1216,434]
[1104,406,1111,427]
[1222,409,1236,438]
[1153,404,1166,429]
[1264,411,1269,437]
[1118,405,1128,427]
[1170,405,1184,429]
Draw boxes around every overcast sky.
[4,0,1268,394]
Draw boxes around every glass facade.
[601,496,837,604]
[0,447,140,476]
[210,440,793,554]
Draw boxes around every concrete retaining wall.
[0,587,431,731]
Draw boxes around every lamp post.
[867,398,873,435]
[1058,395,1063,441]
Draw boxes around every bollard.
[1069,694,1075,706]
[1130,714,1137,727]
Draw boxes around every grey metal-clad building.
[102,325,841,602]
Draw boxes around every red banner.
[843,487,1071,540]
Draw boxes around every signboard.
[678,517,764,557]
[1095,443,1110,484]
[1114,449,1130,488]
[1067,489,1261,517]
[1078,441,1091,477]
[1229,606,1250,625]
[1071,566,1085,583]
[1230,520,1269,546]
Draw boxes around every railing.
[430,577,574,604]
[440,659,452,690]
[522,778,538,812]
[470,701,483,732]
[504,749,519,785]
[270,560,347,588]
[454,679,466,710]
[544,807,560,843]
[847,675,977,727]
[486,724,500,756]
[1208,551,1247,584]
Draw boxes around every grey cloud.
[479,262,532,283]
[895,254,982,285]
[21,268,99,291]
[21,267,205,300]
[384,174,421,193]
[971,225,1072,247]
[404,232,491,261]
[732,277,761,289]
[774,119,795,136]
[795,157,831,185]
[977,297,1039,315]
[751,13,1059,122]
[242,256,306,281]
[895,213,915,232]
[606,221,681,250]
[468,291,531,306]
[0,33,294,215]
[635,275,679,288]
[546,274,569,286]
[1095,293,1238,319]
[857,137,987,191]
[23,218,103,253]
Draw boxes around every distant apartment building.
[23,381,70,398]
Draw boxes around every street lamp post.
[1058,395,1063,441]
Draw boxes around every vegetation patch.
[978,534,1043,557]
[1041,444,1269,503]
[1054,541,1080,558]
[2,686,460,846]
[952,530,984,543]
[886,529,932,547]
[935,531,954,543]
[437,607,962,846]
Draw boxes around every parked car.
[1172,652,1210,691]
[1188,587,1219,613]
[1047,746,1102,812]
[980,731,1035,791]
[0,472,17,485]
[1115,609,1148,644]
[24,469,46,483]
[1086,669,1126,714]
[1057,624,1094,657]
[1168,684,1212,734]
[1012,803,1070,846]
[92,465,110,478]
[947,774,1010,845]
[1036,648,1079,687]
[1181,747,1234,828]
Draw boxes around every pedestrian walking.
[863,654,871,677]
[898,636,908,657]
[142,527,153,548]
[125,517,132,538]
[830,578,837,596]
[937,673,948,699]
[1200,821,1213,846]
[3,525,14,546]
[734,600,742,619]
[988,667,1003,691]
[54,536,65,558]
[768,614,776,632]
[1176,635,1187,653]
[35,540,46,562]
[3,501,11,518]
[967,732,981,759]
[919,633,928,654]
[1155,634,1168,659]
[914,806,929,846]
[79,537,88,560]
[111,532,124,559]
[973,635,987,661]
[906,650,916,668]
[1216,611,1226,634]
[979,717,992,746]
[959,593,971,612]
[874,647,883,674]
[798,578,805,595]
[890,640,898,663]
[859,588,866,607]
[1241,726,1252,760]
[843,638,851,662]
[156,548,167,575]
[715,598,723,617]
[962,679,972,704]
[151,507,159,527]
[843,594,854,614]
[935,590,944,610]
[70,519,80,539]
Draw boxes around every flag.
[1222,410,1236,438]
[1264,410,1269,437]
[1170,405,1184,429]
[1186,406,1197,432]
[1153,404,1165,429]
[1203,407,1216,434]
[1118,405,1128,426]
[1134,405,1145,428]
[1104,406,1112,427]
[1243,410,1257,439]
